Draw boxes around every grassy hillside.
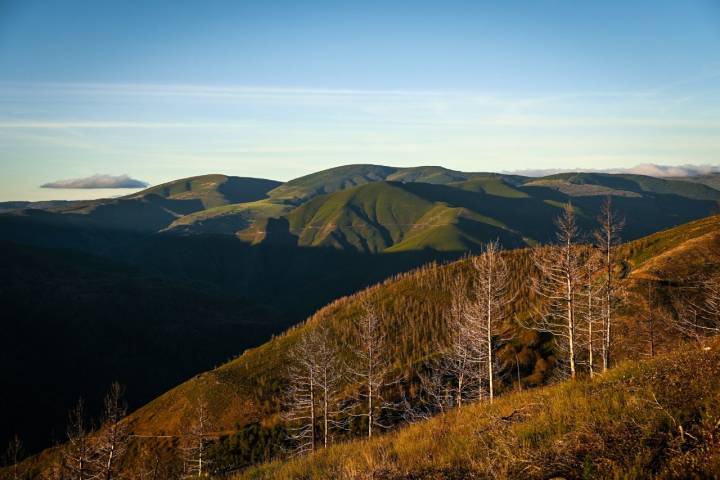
[672,172,720,191]
[9,215,720,478]
[239,339,720,479]
[131,174,281,209]
[166,168,719,251]
[526,172,720,201]
[115,215,720,458]
[164,200,292,238]
[266,164,500,204]
[0,175,281,234]
[281,178,716,252]
[5,166,716,251]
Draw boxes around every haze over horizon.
[2,0,720,200]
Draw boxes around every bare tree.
[284,331,318,455]
[594,196,624,372]
[444,278,479,408]
[579,251,603,379]
[312,325,345,448]
[449,242,513,402]
[350,301,396,438]
[3,435,23,480]
[402,361,455,423]
[181,401,211,478]
[64,399,95,480]
[469,241,512,401]
[531,203,587,380]
[94,383,129,480]
[284,325,345,454]
[695,272,720,330]
[672,272,720,343]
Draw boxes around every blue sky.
[1,0,719,200]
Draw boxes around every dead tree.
[403,361,456,422]
[696,272,720,330]
[594,196,624,372]
[579,251,603,378]
[312,325,345,448]
[454,241,513,402]
[94,383,129,480]
[284,331,319,455]
[284,325,345,453]
[531,203,587,380]
[64,399,95,480]
[181,401,211,478]
[350,301,395,438]
[444,278,479,408]
[673,272,720,342]
[3,435,23,480]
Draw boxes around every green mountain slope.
[526,172,720,201]
[671,172,720,191]
[130,174,281,209]
[3,175,281,233]
[265,164,499,204]
[166,168,719,251]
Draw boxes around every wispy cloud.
[41,174,148,189]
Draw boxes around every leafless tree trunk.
[181,401,211,478]
[461,241,512,402]
[531,203,588,380]
[350,301,395,438]
[284,325,344,454]
[4,435,23,480]
[64,399,95,480]
[594,196,624,372]
[445,278,479,408]
[671,272,720,343]
[579,251,602,379]
[94,383,129,480]
[312,325,345,448]
[284,331,318,455]
[695,272,720,331]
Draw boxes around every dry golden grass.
[237,338,720,479]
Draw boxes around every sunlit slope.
[164,169,719,250]
[266,164,495,204]
[164,200,292,238]
[124,215,720,441]
[285,181,528,252]
[1,175,281,233]
[239,340,720,479]
[131,174,281,209]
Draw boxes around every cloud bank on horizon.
[41,174,149,189]
[506,163,720,178]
